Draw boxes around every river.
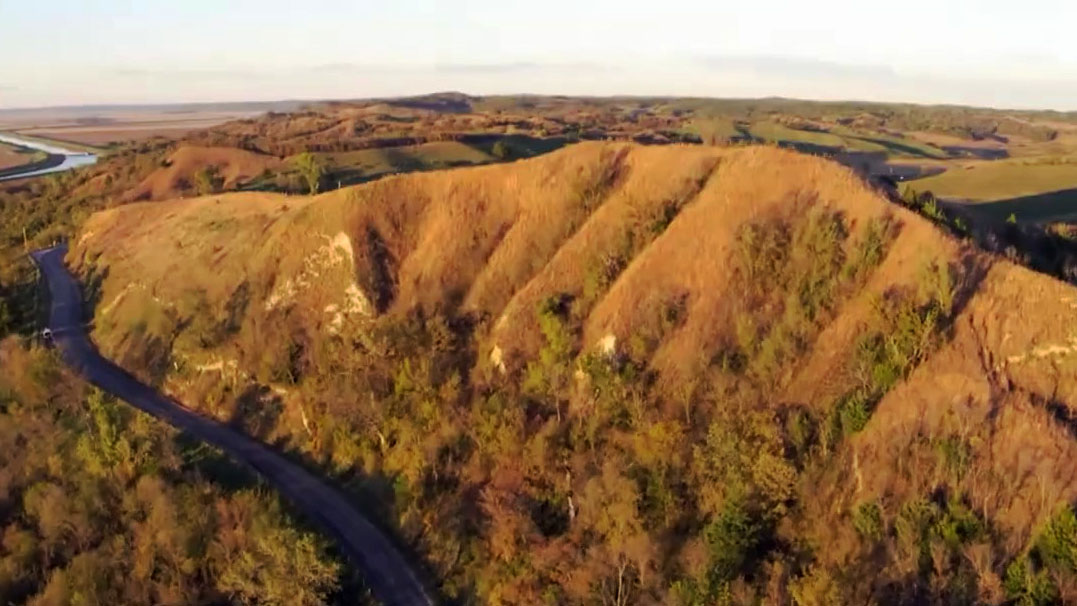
[0,133,98,181]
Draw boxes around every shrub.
[1037,506,1077,573]
[842,215,892,281]
[789,566,843,606]
[935,435,971,480]
[491,140,512,160]
[193,165,222,195]
[825,270,953,447]
[852,501,884,540]
[522,295,575,421]
[703,499,767,584]
[1004,556,1059,606]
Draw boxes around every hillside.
[68,143,1077,604]
[122,145,282,202]
[911,158,1077,223]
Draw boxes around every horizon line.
[3,91,1077,116]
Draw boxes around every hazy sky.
[2,0,1076,109]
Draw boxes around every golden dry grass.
[124,145,282,201]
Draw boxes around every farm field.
[16,119,236,146]
[0,104,278,148]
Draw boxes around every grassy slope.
[743,121,950,159]
[829,125,951,158]
[913,160,1077,201]
[683,117,744,142]
[70,143,1077,603]
[124,145,281,201]
[747,121,848,148]
[911,159,1077,222]
[312,141,494,183]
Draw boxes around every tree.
[211,492,340,606]
[576,462,654,606]
[293,153,324,194]
[491,140,512,160]
[193,166,221,195]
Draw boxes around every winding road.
[32,245,435,606]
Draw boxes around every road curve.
[32,245,436,606]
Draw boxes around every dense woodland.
[0,342,348,605]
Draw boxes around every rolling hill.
[63,142,1077,604]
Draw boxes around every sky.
[1,0,1076,110]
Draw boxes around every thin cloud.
[696,55,897,80]
[435,62,542,74]
[308,63,398,74]
[109,67,277,81]
[434,61,607,74]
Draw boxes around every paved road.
[32,245,435,606]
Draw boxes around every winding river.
[0,132,97,181]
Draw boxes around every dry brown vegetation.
[68,142,1077,604]
[123,145,282,202]
[185,96,695,157]
[0,341,350,605]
